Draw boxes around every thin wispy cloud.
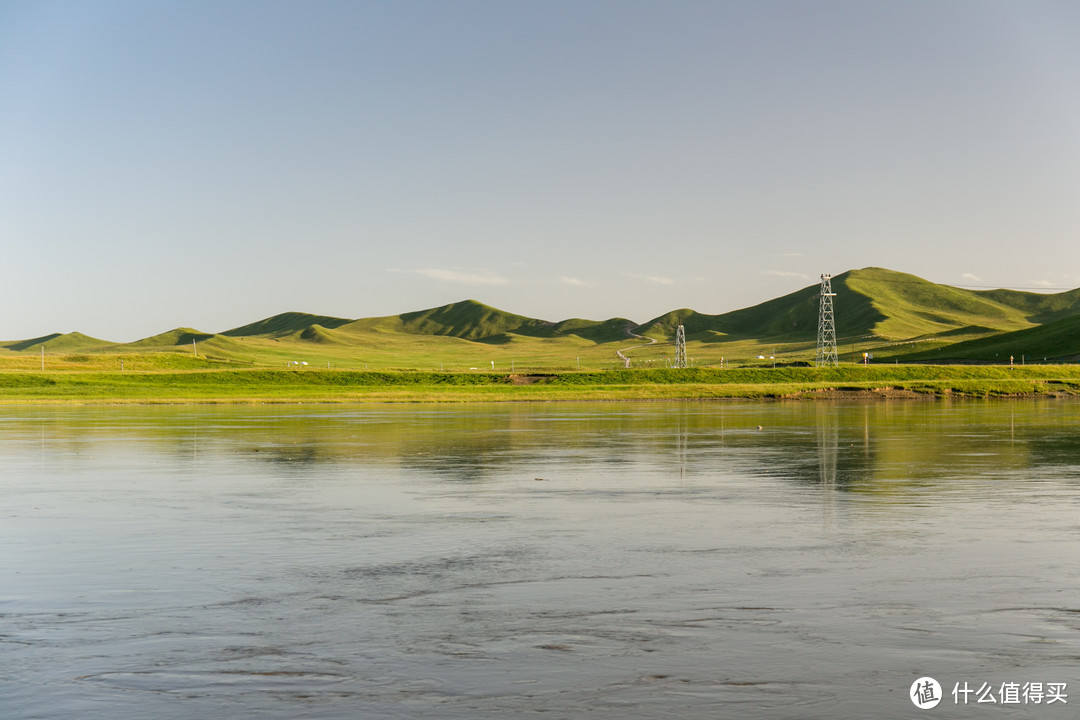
[559,276,589,287]
[626,272,674,285]
[961,273,983,283]
[410,268,511,286]
[760,270,812,280]
[1030,273,1080,289]
[780,252,805,258]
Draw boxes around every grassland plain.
[5,267,1080,382]
[1,366,1079,403]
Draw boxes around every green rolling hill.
[897,312,1080,363]
[215,301,635,345]
[343,299,558,340]
[2,332,113,352]
[972,287,1080,324]
[126,328,217,348]
[223,312,353,338]
[552,317,637,343]
[636,268,1044,343]
[289,324,355,345]
[4,268,1080,369]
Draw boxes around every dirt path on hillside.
[616,330,658,368]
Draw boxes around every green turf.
[1,365,1078,403]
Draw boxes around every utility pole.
[816,273,838,367]
[673,324,688,368]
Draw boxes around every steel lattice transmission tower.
[673,324,688,368]
[816,274,838,367]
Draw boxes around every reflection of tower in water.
[675,413,688,480]
[817,406,838,487]
[817,406,839,528]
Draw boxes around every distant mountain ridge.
[209,300,637,346]
[899,312,1080,362]
[223,312,354,338]
[4,268,1080,362]
[634,267,1066,343]
[2,331,114,352]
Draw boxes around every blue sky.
[3,0,1080,341]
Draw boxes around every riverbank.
[1,366,1079,403]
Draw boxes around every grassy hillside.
[635,268,918,342]
[974,287,1080,324]
[289,324,354,345]
[554,317,637,343]
[2,332,113,352]
[126,328,216,348]
[222,311,353,337]
[637,283,850,342]
[844,268,1034,339]
[5,269,1080,371]
[636,268,1049,344]
[897,313,1080,363]
[343,300,557,340]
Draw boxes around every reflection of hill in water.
[773,403,1043,496]
[7,402,1077,498]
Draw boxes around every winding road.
[616,328,658,368]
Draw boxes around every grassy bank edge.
[1,367,1079,403]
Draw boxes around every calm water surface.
[1,401,1078,719]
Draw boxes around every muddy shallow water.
[2,401,1078,718]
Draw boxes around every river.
[2,401,1078,718]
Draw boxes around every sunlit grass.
[0,365,1078,403]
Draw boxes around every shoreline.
[1,367,1078,404]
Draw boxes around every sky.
[3,0,1080,342]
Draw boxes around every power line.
[816,274,838,367]
[673,324,687,369]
